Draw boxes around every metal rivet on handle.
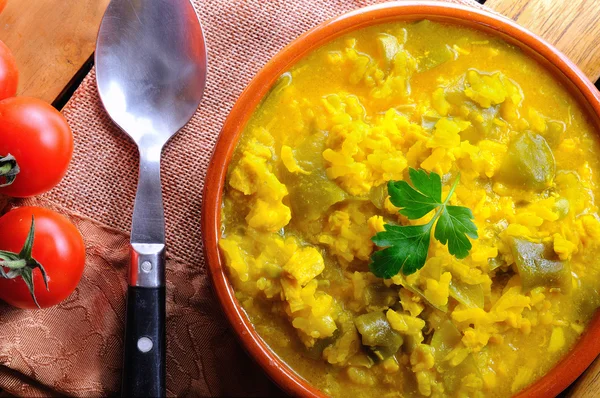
[141,261,152,273]
[137,337,153,353]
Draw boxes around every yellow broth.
[219,20,600,397]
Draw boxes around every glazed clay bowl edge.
[202,2,600,397]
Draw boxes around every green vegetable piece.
[441,352,481,392]
[366,284,398,308]
[553,197,570,219]
[368,183,387,210]
[283,131,347,220]
[268,72,292,97]
[488,255,507,271]
[347,354,375,369]
[418,44,455,72]
[431,319,482,393]
[354,311,403,360]
[440,75,503,141]
[401,334,420,354]
[370,168,478,278]
[406,21,458,73]
[377,33,400,72]
[304,330,339,360]
[510,237,571,292]
[545,120,566,147]
[471,105,500,139]
[400,281,448,313]
[263,262,282,279]
[430,319,462,362]
[497,132,556,190]
[421,114,441,132]
[449,280,484,309]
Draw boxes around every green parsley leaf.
[406,167,443,203]
[434,205,478,259]
[387,168,441,219]
[370,168,478,278]
[371,224,432,278]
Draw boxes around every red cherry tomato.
[0,97,73,197]
[0,39,18,100]
[0,207,86,309]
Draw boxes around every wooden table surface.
[0,0,599,397]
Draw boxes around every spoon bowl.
[96,1,206,146]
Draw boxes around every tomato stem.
[0,153,20,187]
[0,216,48,308]
[0,258,26,269]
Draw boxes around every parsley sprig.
[370,168,478,278]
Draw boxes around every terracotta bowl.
[202,2,600,396]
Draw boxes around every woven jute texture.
[0,0,484,396]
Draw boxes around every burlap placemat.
[0,0,485,396]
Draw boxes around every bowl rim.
[201,2,600,397]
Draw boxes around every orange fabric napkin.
[0,0,484,396]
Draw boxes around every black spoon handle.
[122,286,166,397]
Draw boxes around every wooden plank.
[485,0,600,82]
[0,0,110,104]
[567,356,600,397]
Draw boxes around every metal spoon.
[95,1,207,396]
